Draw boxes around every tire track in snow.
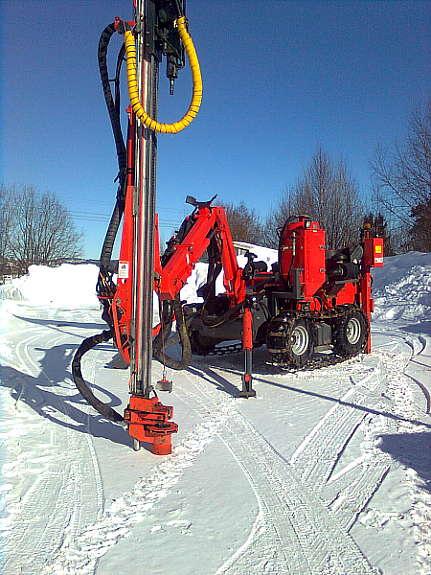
[181,368,377,575]
[374,327,431,413]
[328,456,392,533]
[180,383,303,575]
[44,363,377,575]
[325,341,425,532]
[288,330,430,570]
[2,332,75,574]
[289,364,381,479]
[184,384,305,575]
[0,328,53,550]
[210,337,426,571]
[3,333,72,571]
[325,459,392,533]
[1,314,103,575]
[288,358,393,530]
[376,347,431,574]
[288,338,428,531]
[44,397,234,575]
[9,327,46,372]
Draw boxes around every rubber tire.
[286,318,314,368]
[334,309,367,357]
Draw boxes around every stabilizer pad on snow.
[124,395,178,455]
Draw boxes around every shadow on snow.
[13,314,106,331]
[188,350,431,433]
[378,431,431,492]
[0,341,129,446]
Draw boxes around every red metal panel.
[363,237,384,268]
[279,218,326,300]
[157,206,245,304]
[302,223,326,299]
[333,282,358,306]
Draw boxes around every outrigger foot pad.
[156,377,173,392]
[124,395,178,455]
[239,374,256,398]
[239,388,257,398]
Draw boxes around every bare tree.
[221,201,264,244]
[2,184,82,275]
[262,193,295,249]
[371,100,431,250]
[411,197,431,251]
[0,187,14,277]
[264,148,364,249]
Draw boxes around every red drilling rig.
[73,0,383,455]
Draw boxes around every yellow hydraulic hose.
[124,16,202,134]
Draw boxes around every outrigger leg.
[239,304,256,398]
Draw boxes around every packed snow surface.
[0,250,430,575]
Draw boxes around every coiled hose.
[72,24,128,424]
[97,25,128,325]
[72,330,124,423]
[98,24,127,274]
[124,16,202,133]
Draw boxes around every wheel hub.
[290,325,309,356]
[346,317,361,344]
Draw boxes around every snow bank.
[179,246,278,304]
[373,252,431,321]
[6,247,428,323]
[234,242,278,267]
[179,263,208,303]
[0,264,99,307]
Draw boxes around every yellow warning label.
[375,245,382,254]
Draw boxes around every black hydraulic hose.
[114,44,125,116]
[99,196,124,273]
[77,26,130,415]
[98,23,126,178]
[98,24,127,272]
[153,299,192,370]
[201,302,243,328]
[72,329,124,423]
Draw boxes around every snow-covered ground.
[0,252,430,575]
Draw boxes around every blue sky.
[1,1,430,258]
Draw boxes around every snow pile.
[1,249,429,321]
[179,246,278,304]
[373,252,431,321]
[179,263,208,303]
[0,264,100,307]
[234,242,278,266]
[0,246,278,308]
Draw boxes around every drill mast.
[130,0,158,398]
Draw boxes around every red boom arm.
[105,172,246,365]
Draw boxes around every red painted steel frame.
[361,235,384,352]
[110,189,246,365]
[158,206,245,303]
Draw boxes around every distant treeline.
[222,101,431,255]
